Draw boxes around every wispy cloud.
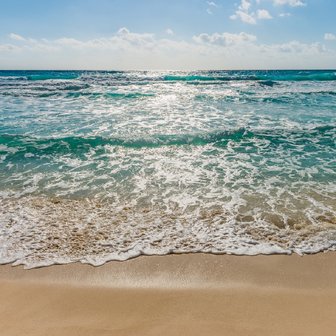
[324,33,336,41]
[273,0,306,7]
[9,33,26,41]
[206,0,219,15]
[166,28,174,36]
[279,12,291,17]
[193,32,257,45]
[257,9,272,19]
[0,43,20,52]
[230,0,272,24]
[274,40,325,53]
[207,1,218,7]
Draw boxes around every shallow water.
[0,70,335,268]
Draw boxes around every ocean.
[0,70,335,268]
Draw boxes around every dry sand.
[1,253,336,335]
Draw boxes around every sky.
[0,0,335,70]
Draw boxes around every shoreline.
[2,194,335,269]
[1,253,336,335]
[1,252,336,288]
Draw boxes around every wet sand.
[1,253,336,335]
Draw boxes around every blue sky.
[0,0,335,69]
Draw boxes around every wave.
[65,92,155,99]
[1,194,336,268]
[0,71,80,81]
[0,126,334,158]
[2,70,336,83]
[0,91,154,99]
[258,80,278,87]
[281,72,336,81]
[26,74,80,81]
[163,72,336,82]
[194,89,336,104]
[0,129,250,153]
[2,89,336,101]
[162,75,259,82]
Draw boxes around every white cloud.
[241,0,252,11]
[54,38,84,47]
[206,0,219,14]
[273,0,306,7]
[1,28,335,70]
[324,33,336,41]
[114,27,155,48]
[257,9,272,19]
[166,28,174,36]
[193,32,257,46]
[9,33,26,41]
[207,1,218,7]
[230,0,272,24]
[279,12,291,17]
[274,40,325,54]
[230,0,255,24]
[0,44,20,52]
[231,10,256,24]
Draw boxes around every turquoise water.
[0,70,335,268]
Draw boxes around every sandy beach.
[1,253,336,336]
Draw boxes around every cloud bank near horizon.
[0,28,335,70]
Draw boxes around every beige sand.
[1,253,336,335]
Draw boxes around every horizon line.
[1,68,336,72]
